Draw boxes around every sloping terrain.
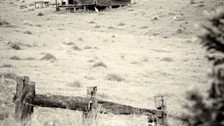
[0,0,223,125]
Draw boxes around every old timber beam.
[32,94,163,116]
[97,100,164,116]
[33,94,90,111]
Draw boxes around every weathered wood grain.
[33,94,90,111]
[15,76,35,125]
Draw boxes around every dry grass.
[24,57,35,60]
[0,19,11,27]
[0,72,17,80]
[89,21,96,24]
[40,53,57,61]
[92,62,107,68]
[83,46,93,50]
[24,30,32,35]
[10,56,21,60]
[66,80,82,88]
[118,22,125,26]
[94,25,101,28]
[63,42,74,45]
[0,0,221,125]
[71,45,81,51]
[0,64,13,68]
[7,42,21,50]
[105,74,125,82]
[0,111,149,126]
[37,12,44,16]
[161,57,174,62]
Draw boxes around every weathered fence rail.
[13,76,167,126]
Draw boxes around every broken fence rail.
[13,76,168,126]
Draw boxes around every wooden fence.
[13,76,167,126]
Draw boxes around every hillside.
[0,0,223,125]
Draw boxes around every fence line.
[13,76,168,126]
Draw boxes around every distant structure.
[55,0,131,11]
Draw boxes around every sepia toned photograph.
[0,0,224,125]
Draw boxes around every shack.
[56,0,131,11]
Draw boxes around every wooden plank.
[32,94,164,117]
[33,94,90,111]
[97,100,163,116]
[15,76,35,125]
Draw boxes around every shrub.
[182,7,224,126]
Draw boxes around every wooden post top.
[87,86,97,98]
[154,95,166,110]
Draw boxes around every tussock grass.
[94,24,101,28]
[89,21,96,24]
[139,26,148,29]
[40,53,57,61]
[24,30,32,35]
[78,38,84,42]
[10,56,21,60]
[161,57,174,62]
[0,72,17,80]
[7,42,21,50]
[92,62,107,68]
[105,74,125,82]
[66,81,82,88]
[71,45,81,51]
[83,46,92,50]
[0,19,10,27]
[24,57,35,60]
[63,42,74,45]
[37,12,44,16]
[118,22,125,26]
[0,64,13,68]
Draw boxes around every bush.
[182,7,224,126]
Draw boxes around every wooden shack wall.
[71,0,130,6]
[97,0,131,6]
[73,0,96,5]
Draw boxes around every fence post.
[56,0,60,11]
[14,76,35,125]
[82,86,97,126]
[147,115,157,126]
[154,95,167,126]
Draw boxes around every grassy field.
[0,0,223,125]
